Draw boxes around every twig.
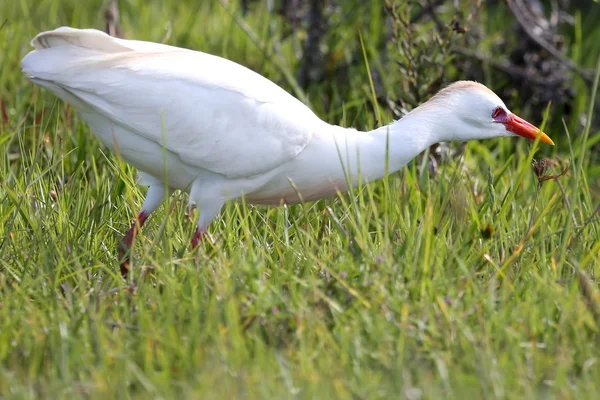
[453,46,565,87]
[105,0,123,39]
[531,158,575,227]
[506,0,593,83]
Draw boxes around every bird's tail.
[22,27,176,84]
[21,27,132,81]
[28,26,131,52]
[21,27,147,111]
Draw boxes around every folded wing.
[21,27,322,178]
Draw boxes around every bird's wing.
[21,27,323,178]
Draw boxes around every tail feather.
[21,27,133,82]
[22,27,179,81]
[30,27,131,53]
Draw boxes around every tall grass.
[1,0,599,398]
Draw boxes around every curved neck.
[254,111,445,204]
[329,112,441,186]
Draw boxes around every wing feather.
[22,28,324,178]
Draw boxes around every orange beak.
[505,114,554,145]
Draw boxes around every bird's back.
[21,27,326,180]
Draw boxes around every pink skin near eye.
[492,107,507,122]
[492,106,554,145]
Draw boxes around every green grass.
[1,0,600,398]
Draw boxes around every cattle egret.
[21,27,554,276]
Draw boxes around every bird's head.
[416,81,554,145]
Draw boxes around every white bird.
[21,27,554,275]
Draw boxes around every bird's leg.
[187,203,206,250]
[187,195,225,253]
[119,184,168,278]
[118,211,149,278]
[190,227,206,250]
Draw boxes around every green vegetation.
[1,0,599,398]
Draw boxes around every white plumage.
[21,27,553,274]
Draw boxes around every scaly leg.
[190,227,205,250]
[119,185,169,278]
[188,196,225,251]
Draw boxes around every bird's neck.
[329,112,440,186]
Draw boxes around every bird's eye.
[492,107,504,119]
